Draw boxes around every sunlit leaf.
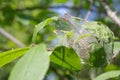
[9,44,49,80]
[113,41,120,53]
[53,0,68,4]
[0,47,29,67]
[32,16,58,43]
[50,46,81,71]
[105,64,119,72]
[94,70,120,80]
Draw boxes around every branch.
[0,5,81,11]
[112,49,120,59]
[109,48,120,64]
[0,27,25,47]
[85,0,93,20]
[99,0,120,27]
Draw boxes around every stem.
[0,27,25,47]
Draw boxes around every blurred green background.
[0,0,120,80]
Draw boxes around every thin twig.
[109,48,120,64]
[63,13,80,34]
[85,9,91,20]
[0,27,25,47]
[99,0,120,27]
[112,49,120,59]
[85,0,94,20]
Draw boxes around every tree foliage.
[0,0,120,80]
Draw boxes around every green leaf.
[83,21,114,62]
[32,16,58,43]
[50,46,81,71]
[53,0,68,4]
[9,44,49,80]
[83,22,114,43]
[94,70,120,80]
[113,41,120,53]
[89,43,107,67]
[0,47,29,67]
